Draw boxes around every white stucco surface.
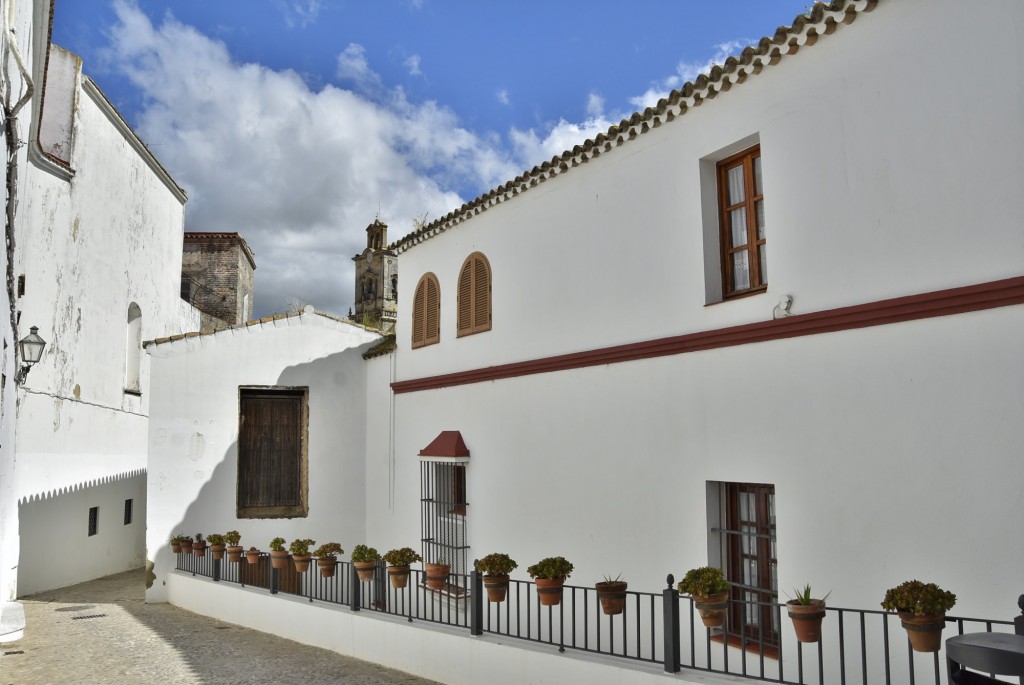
[145,313,380,603]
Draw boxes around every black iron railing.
[174,555,1016,684]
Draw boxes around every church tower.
[351,218,397,330]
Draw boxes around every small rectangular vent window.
[88,506,99,536]
[123,499,133,525]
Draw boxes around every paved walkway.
[2,568,444,685]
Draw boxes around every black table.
[946,632,1024,684]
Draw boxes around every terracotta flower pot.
[535,578,565,606]
[388,565,411,589]
[170,541,182,554]
[193,542,207,558]
[317,558,337,578]
[293,554,312,573]
[484,575,510,603]
[210,544,226,560]
[595,581,628,616]
[354,561,377,582]
[180,540,193,555]
[693,591,730,628]
[226,546,243,563]
[899,611,946,653]
[425,563,450,590]
[270,550,290,569]
[245,549,262,565]
[787,600,826,643]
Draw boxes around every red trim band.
[392,275,1024,395]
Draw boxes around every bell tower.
[351,218,397,330]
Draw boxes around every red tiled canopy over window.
[418,431,470,461]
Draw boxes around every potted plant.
[595,574,628,616]
[351,545,381,582]
[179,535,193,555]
[474,553,518,603]
[269,537,289,570]
[207,533,226,560]
[678,566,730,628]
[527,556,574,607]
[192,533,207,557]
[424,557,451,591]
[245,546,261,565]
[169,534,186,554]
[382,547,422,589]
[289,538,316,573]
[786,584,829,643]
[881,580,956,652]
[313,543,344,578]
[225,530,243,563]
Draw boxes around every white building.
[146,0,1024,682]
[0,0,198,623]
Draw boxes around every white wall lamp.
[16,326,46,384]
[773,295,794,320]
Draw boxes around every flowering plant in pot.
[881,580,956,652]
[313,543,344,578]
[424,556,452,590]
[289,538,316,573]
[245,546,261,565]
[192,533,207,557]
[678,567,730,628]
[169,534,187,554]
[595,574,628,616]
[178,535,194,554]
[474,553,518,603]
[382,547,422,589]
[224,530,243,563]
[351,545,381,582]
[786,584,830,643]
[527,557,574,607]
[269,537,289,569]
[207,533,226,560]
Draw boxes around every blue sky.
[52,0,809,318]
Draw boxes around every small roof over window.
[418,431,470,462]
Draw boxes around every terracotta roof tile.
[391,1,878,254]
[143,309,379,348]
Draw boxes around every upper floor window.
[457,252,491,337]
[718,146,766,297]
[124,303,142,393]
[411,273,440,349]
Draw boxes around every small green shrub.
[269,537,286,552]
[313,543,344,559]
[881,580,956,615]
[288,538,315,556]
[225,530,242,546]
[351,544,381,562]
[677,567,729,598]
[527,556,574,581]
[474,553,518,576]
[382,547,422,566]
[207,533,225,546]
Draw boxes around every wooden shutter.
[412,278,426,347]
[412,274,439,348]
[238,389,305,516]
[457,252,491,336]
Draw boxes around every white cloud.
[107,1,518,318]
[337,43,384,96]
[495,89,509,106]
[629,40,748,110]
[586,92,604,118]
[277,0,321,29]
[404,54,422,77]
[509,115,613,170]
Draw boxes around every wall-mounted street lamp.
[16,326,46,384]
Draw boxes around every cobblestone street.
[2,568,443,685]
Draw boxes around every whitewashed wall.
[145,313,379,603]
[4,24,190,598]
[375,0,1024,626]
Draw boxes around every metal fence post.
[212,557,221,582]
[350,562,361,611]
[270,565,279,595]
[663,573,681,673]
[470,564,483,636]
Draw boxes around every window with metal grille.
[420,461,468,587]
[411,273,440,349]
[88,506,99,536]
[123,499,133,525]
[237,387,308,518]
[456,252,491,337]
[718,146,766,298]
[712,482,778,651]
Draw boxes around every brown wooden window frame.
[718,145,766,299]
[236,386,309,519]
[411,273,440,349]
[456,252,492,337]
[713,482,778,653]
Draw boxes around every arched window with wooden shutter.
[411,273,440,349]
[456,252,492,337]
